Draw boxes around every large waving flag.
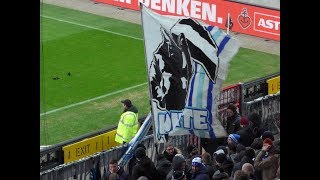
[141,4,240,143]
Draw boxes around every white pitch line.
[40,82,148,116]
[41,15,143,41]
[40,16,146,116]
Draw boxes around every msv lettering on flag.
[141,3,240,142]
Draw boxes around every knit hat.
[215,153,226,164]
[213,149,225,157]
[261,131,275,141]
[191,157,203,167]
[135,147,146,159]
[228,134,240,144]
[263,138,273,147]
[240,117,249,126]
[216,146,228,155]
[172,170,185,180]
[121,99,132,107]
[172,154,186,170]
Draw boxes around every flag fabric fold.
[141,4,240,143]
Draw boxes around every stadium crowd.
[102,104,280,180]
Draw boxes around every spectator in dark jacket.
[185,144,201,166]
[172,170,186,180]
[233,144,246,163]
[236,117,255,147]
[247,113,266,139]
[227,134,241,162]
[225,103,241,134]
[191,157,210,180]
[155,154,172,180]
[231,148,255,178]
[132,147,158,180]
[127,143,146,176]
[166,154,192,180]
[202,152,217,178]
[213,146,231,165]
[162,142,181,162]
[103,159,130,180]
[250,138,263,157]
[214,153,234,177]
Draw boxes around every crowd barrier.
[40,134,191,180]
[40,72,280,177]
[242,92,280,135]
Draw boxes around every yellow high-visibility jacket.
[115,111,138,144]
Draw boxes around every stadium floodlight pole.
[227,13,230,35]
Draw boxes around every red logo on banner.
[238,8,251,29]
[254,12,280,36]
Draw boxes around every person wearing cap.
[115,99,139,144]
[227,133,240,162]
[214,153,234,177]
[254,138,279,180]
[235,116,255,147]
[191,157,210,180]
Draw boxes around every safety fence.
[40,124,118,172]
[242,92,280,135]
[40,134,191,180]
[40,72,280,177]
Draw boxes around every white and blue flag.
[141,4,240,143]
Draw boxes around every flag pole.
[227,13,230,35]
[139,3,160,155]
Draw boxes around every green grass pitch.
[40,4,280,145]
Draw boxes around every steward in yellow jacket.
[115,99,139,144]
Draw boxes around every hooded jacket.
[166,154,192,180]
[156,156,172,180]
[226,113,241,134]
[191,165,210,180]
[115,105,139,144]
[132,156,157,180]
